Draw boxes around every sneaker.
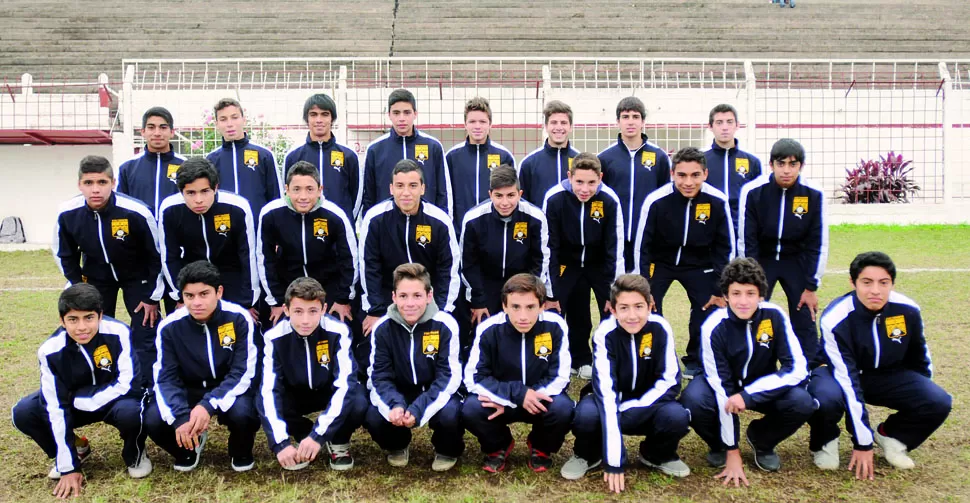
[527,440,552,472]
[283,461,309,471]
[560,455,601,480]
[386,448,409,468]
[231,455,255,472]
[705,449,727,468]
[746,433,781,472]
[874,430,915,469]
[127,452,153,479]
[482,440,515,473]
[682,366,702,380]
[638,454,691,478]
[577,365,593,380]
[432,452,459,472]
[812,438,839,470]
[327,442,354,471]
[49,436,93,479]
[174,431,208,472]
[570,368,579,377]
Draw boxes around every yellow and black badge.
[534,332,553,360]
[639,333,653,359]
[415,144,429,163]
[487,154,501,169]
[792,196,809,219]
[649,263,655,278]
[213,214,231,234]
[568,157,574,170]
[885,315,907,343]
[218,322,236,349]
[735,158,750,175]
[415,224,432,247]
[422,331,440,358]
[559,265,566,277]
[166,164,180,183]
[695,203,711,224]
[111,219,129,240]
[642,151,656,169]
[244,150,259,170]
[316,340,330,366]
[331,151,344,170]
[590,200,604,222]
[513,221,528,243]
[93,344,113,371]
[313,218,328,241]
[756,319,774,348]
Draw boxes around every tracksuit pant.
[807,366,952,452]
[272,386,368,448]
[760,257,818,361]
[571,394,689,464]
[91,279,157,388]
[145,388,260,462]
[557,265,609,369]
[363,395,465,458]
[12,391,148,469]
[680,377,816,452]
[462,392,574,454]
[648,263,719,368]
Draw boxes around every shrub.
[839,151,920,203]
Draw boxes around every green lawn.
[0,225,967,502]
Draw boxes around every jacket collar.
[710,138,739,154]
[543,139,572,153]
[144,148,176,162]
[221,133,251,150]
[558,178,603,199]
[615,133,650,151]
[391,127,419,143]
[85,192,117,214]
[387,302,439,331]
[284,195,324,214]
[305,133,335,150]
[463,136,492,151]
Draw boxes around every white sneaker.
[128,452,153,478]
[283,461,309,471]
[387,448,409,467]
[560,455,601,480]
[874,431,915,469]
[49,437,92,479]
[577,365,593,380]
[639,454,691,478]
[812,438,839,470]
[431,452,458,472]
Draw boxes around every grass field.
[0,224,967,502]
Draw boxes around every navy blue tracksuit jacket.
[362,128,450,217]
[116,150,186,218]
[704,139,762,224]
[206,134,281,218]
[518,140,580,207]
[598,134,671,245]
[445,136,516,227]
[283,134,361,222]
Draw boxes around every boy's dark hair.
[489,165,519,191]
[464,96,492,122]
[177,260,222,291]
[388,89,416,111]
[543,100,573,125]
[78,155,113,180]
[770,138,807,165]
[176,157,220,191]
[214,98,243,117]
[303,93,337,123]
[616,96,646,120]
[570,152,602,175]
[610,274,652,306]
[142,106,174,129]
[671,147,707,171]
[58,283,103,318]
[501,273,546,306]
[850,251,896,284]
[719,257,769,297]
[284,277,327,307]
[286,160,322,186]
[392,159,425,185]
[393,263,432,293]
[708,104,739,126]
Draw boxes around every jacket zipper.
[557,148,563,181]
[521,336,527,384]
[872,314,881,368]
[78,343,96,385]
[301,214,309,276]
[318,144,325,185]
[629,336,638,389]
[775,188,787,260]
[409,325,418,385]
[154,155,161,216]
[723,150,730,196]
[676,200,691,266]
[94,212,119,281]
[627,149,636,240]
[404,215,413,262]
[402,135,407,161]
[200,215,211,260]
[475,144,481,204]
[580,201,586,267]
[232,142,239,193]
[204,324,217,379]
[502,220,508,276]
[742,320,754,382]
[303,337,314,389]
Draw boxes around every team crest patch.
[313,218,328,241]
[642,151,656,169]
[559,265,566,277]
[568,157,574,170]
[756,319,774,348]
[513,221,528,243]
[218,322,236,349]
[111,219,129,240]
[639,333,653,359]
[885,315,907,343]
[590,201,604,222]
[331,151,344,171]
[487,154,501,169]
[422,331,440,358]
[649,263,655,278]
[415,225,432,247]
[735,158,750,175]
[414,144,429,163]
[166,164,180,183]
[792,196,809,219]
[534,332,553,360]
[213,214,231,234]
[93,345,113,371]
[244,150,259,170]
[316,340,330,366]
[695,203,711,224]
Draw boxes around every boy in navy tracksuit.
[257,161,358,327]
[145,261,260,472]
[158,157,259,310]
[808,252,951,477]
[598,97,671,272]
[259,277,367,472]
[738,139,828,359]
[633,147,735,376]
[206,97,281,219]
[561,274,690,489]
[543,153,624,378]
[54,155,164,387]
[364,264,464,471]
[463,274,574,473]
[117,106,186,219]
[12,285,151,498]
[703,104,762,228]
[680,258,814,486]
[445,97,516,228]
[283,94,362,222]
[518,100,580,206]
[362,89,451,217]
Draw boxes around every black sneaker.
[746,433,781,472]
[482,440,515,473]
[174,431,207,472]
[706,449,727,468]
[527,440,552,473]
[327,442,354,471]
[231,455,255,472]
